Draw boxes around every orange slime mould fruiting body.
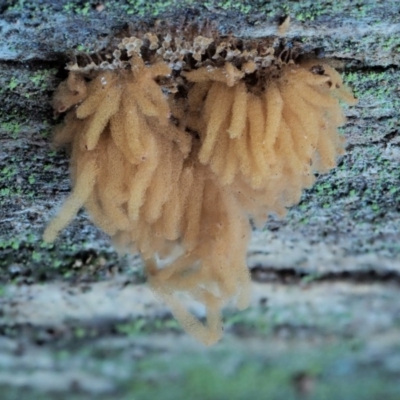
[44,30,357,345]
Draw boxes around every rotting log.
[0,1,400,397]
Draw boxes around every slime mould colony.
[43,23,357,345]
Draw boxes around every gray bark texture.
[0,1,399,399]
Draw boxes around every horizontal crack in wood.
[251,266,400,285]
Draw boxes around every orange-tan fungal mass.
[44,31,357,345]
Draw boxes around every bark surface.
[0,1,399,398]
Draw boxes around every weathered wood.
[0,1,399,398]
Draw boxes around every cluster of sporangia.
[44,29,357,345]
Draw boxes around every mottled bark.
[0,1,399,398]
